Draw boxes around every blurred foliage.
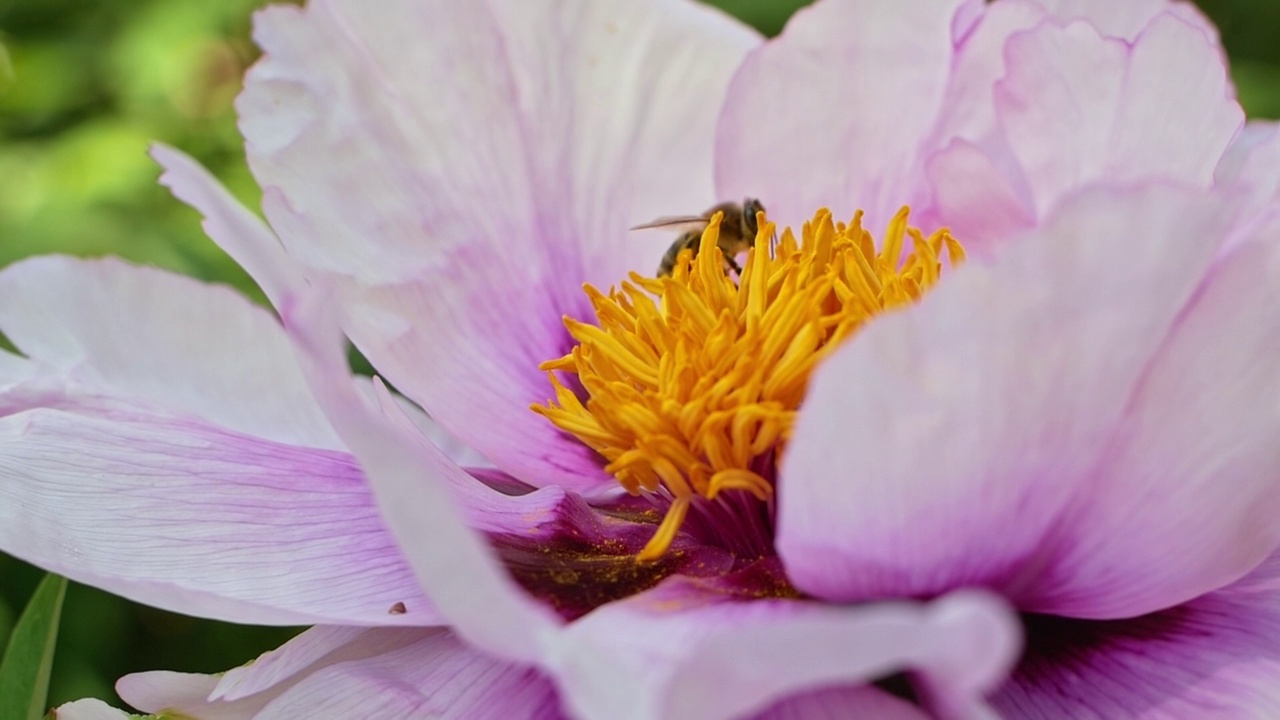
[0,0,269,302]
[0,0,1277,712]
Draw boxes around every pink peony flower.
[7,0,1280,717]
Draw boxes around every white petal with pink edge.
[776,184,1280,619]
[239,0,758,284]
[0,257,446,626]
[0,256,338,450]
[236,0,759,495]
[0,400,438,627]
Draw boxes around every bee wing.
[629,215,710,233]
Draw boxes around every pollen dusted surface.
[533,207,963,559]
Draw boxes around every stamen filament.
[638,496,691,561]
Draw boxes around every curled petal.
[212,626,373,702]
[151,144,301,308]
[119,630,559,720]
[249,632,557,720]
[119,672,267,720]
[281,285,563,664]
[549,571,1019,720]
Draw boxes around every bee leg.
[723,254,743,276]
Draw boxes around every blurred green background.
[0,0,1277,711]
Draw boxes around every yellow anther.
[532,207,963,559]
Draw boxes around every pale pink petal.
[0,400,438,627]
[212,626,370,701]
[995,14,1241,219]
[716,0,971,232]
[328,276,612,493]
[927,0,1048,155]
[282,287,563,664]
[238,0,757,494]
[1023,234,1280,617]
[1215,122,1280,250]
[1033,0,1221,42]
[155,118,492,473]
[994,551,1280,718]
[150,144,301,307]
[923,138,1035,255]
[778,185,1244,617]
[0,349,34,385]
[240,0,757,284]
[916,0,1048,252]
[121,629,442,717]
[751,686,931,720]
[353,377,494,470]
[1216,121,1280,190]
[53,700,133,720]
[400,411,492,471]
[128,631,559,720]
[120,672,267,720]
[549,571,1019,720]
[919,2,1235,253]
[0,256,339,450]
[249,632,559,720]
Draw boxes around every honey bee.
[632,198,765,277]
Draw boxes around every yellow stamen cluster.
[533,207,964,560]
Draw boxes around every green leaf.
[0,42,13,95]
[0,574,68,720]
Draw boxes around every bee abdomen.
[658,232,700,277]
